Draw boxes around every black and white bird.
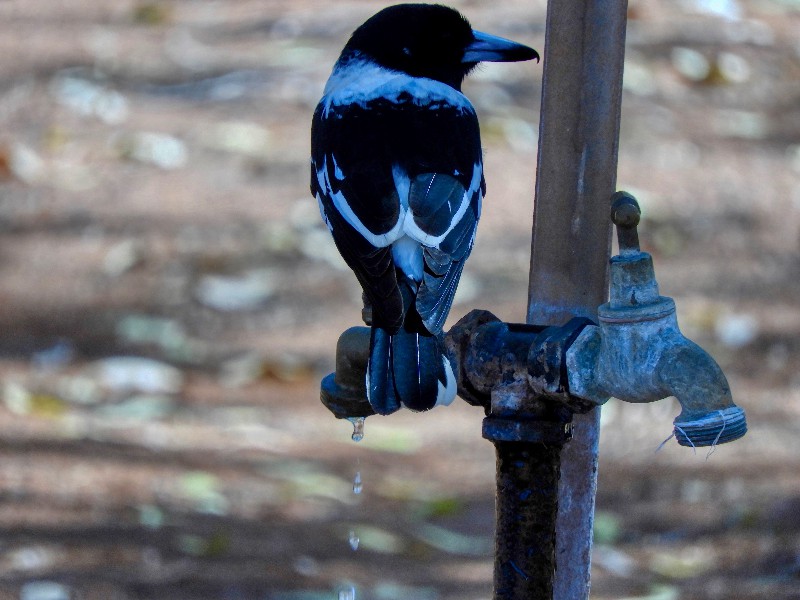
[311,4,538,415]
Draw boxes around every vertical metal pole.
[528,1,629,599]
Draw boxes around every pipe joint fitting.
[320,327,375,419]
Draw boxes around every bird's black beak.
[462,30,539,64]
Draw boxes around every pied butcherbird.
[311,4,538,415]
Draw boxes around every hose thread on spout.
[673,406,747,447]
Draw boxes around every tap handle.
[610,191,641,254]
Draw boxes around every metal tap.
[565,192,747,447]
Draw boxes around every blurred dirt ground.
[0,0,798,599]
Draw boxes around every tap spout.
[651,325,746,447]
[566,250,747,447]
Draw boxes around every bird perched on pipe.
[311,3,538,415]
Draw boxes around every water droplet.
[348,417,365,442]
[348,530,360,551]
[352,471,362,495]
[338,586,356,600]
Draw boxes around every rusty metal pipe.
[492,441,561,600]
[527,0,630,595]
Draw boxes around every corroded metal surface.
[320,327,374,419]
[321,312,586,600]
[442,309,501,409]
[528,1,630,596]
[493,441,561,600]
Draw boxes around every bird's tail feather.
[391,329,444,412]
[367,326,456,414]
[367,327,400,415]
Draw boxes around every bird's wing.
[311,93,484,334]
[409,169,482,335]
[310,154,404,330]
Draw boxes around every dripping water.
[348,530,360,551]
[337,586,356,600]
[336,419,366,597]
[347,416,365,442]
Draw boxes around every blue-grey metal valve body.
[564,193,747,447]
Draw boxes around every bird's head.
[339,3,539,90]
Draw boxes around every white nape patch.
[403,162,483,249]
[322,57,474,117]
[435,355,458,407]
[316,155,404,248]
[391,236,423,282]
